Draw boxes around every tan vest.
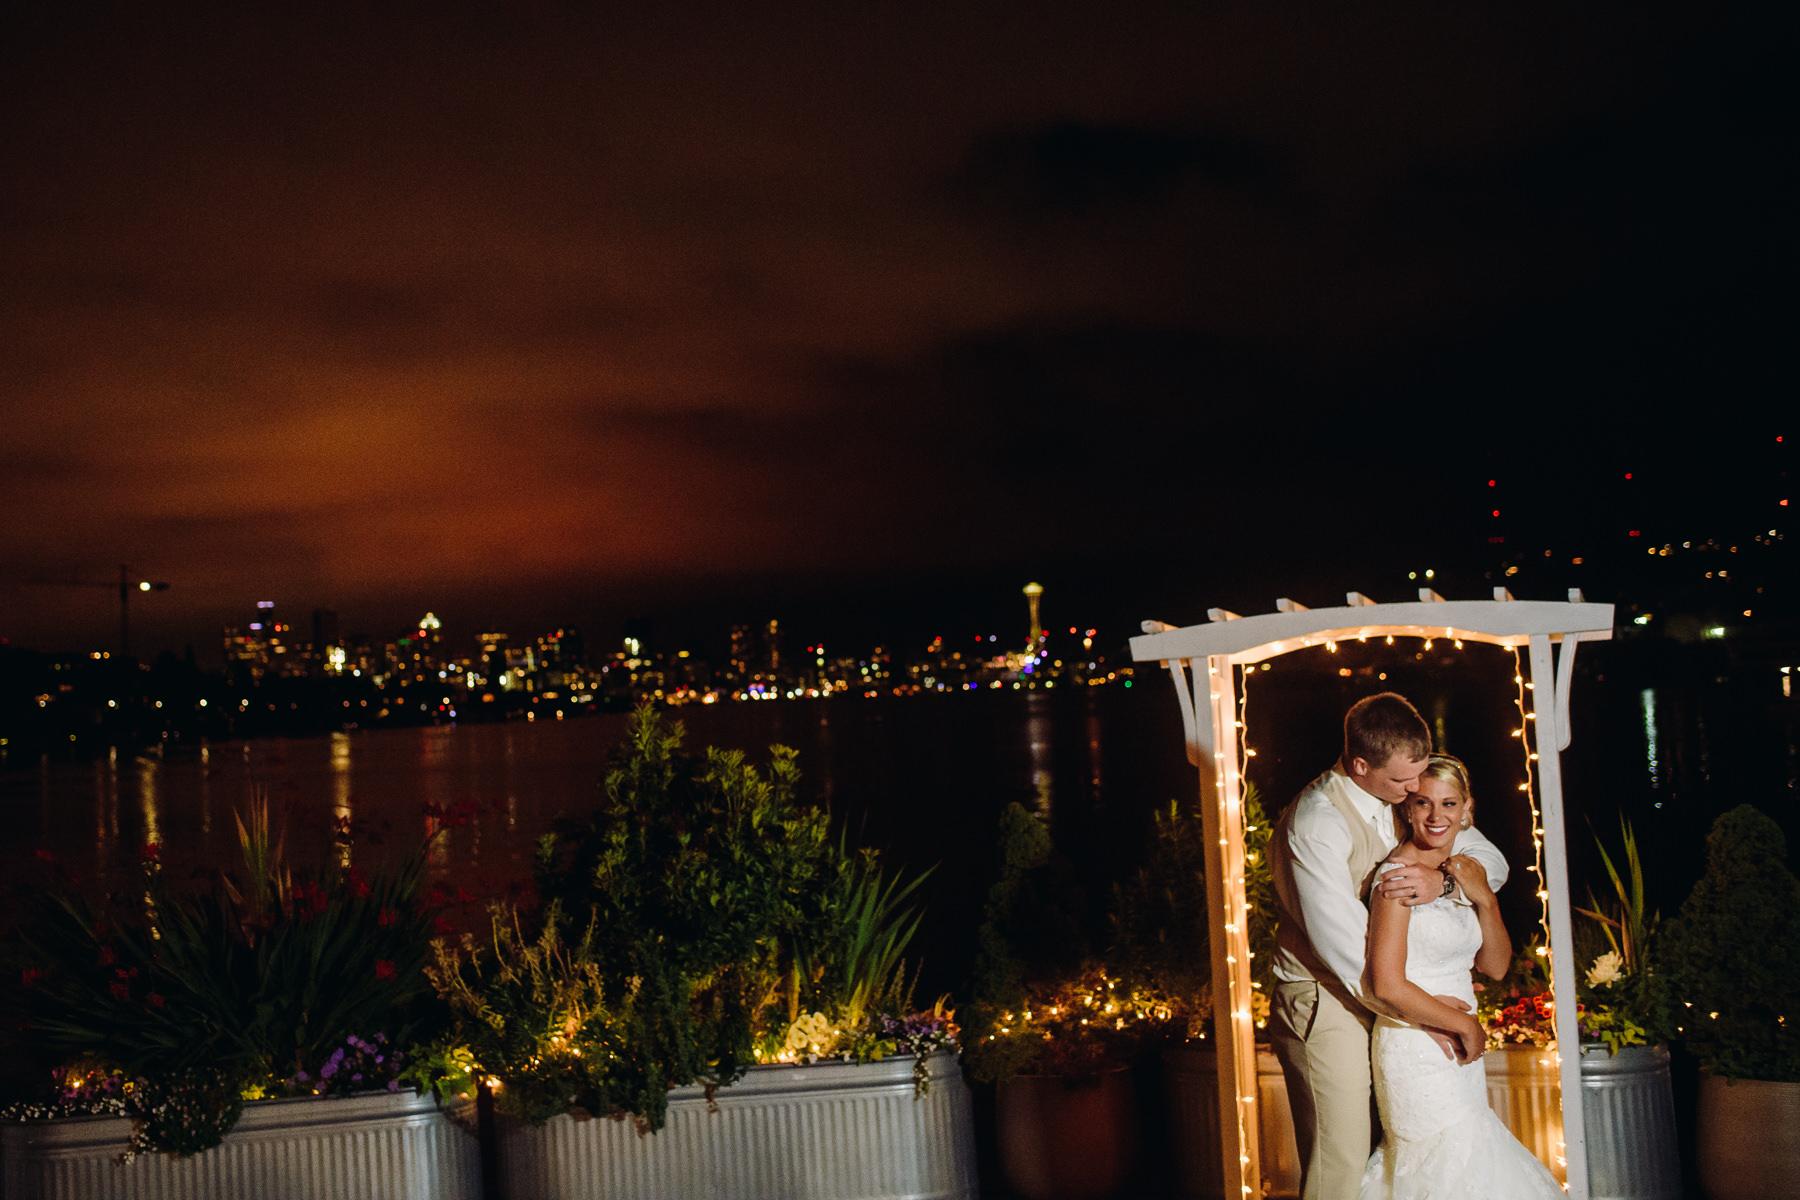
[1324,783,1394,903]
[1271,773,1395,995]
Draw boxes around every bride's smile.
[1405,778,1465,851]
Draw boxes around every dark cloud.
[961,120,1289,222]
[0,0,1785,657]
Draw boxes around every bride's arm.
[1367,888,1488,1063]
[1444,854,1511,980]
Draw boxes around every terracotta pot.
[997,1066,1136,1200]
[1696,1071,1800,1200]
[1161,1043,1301,1200]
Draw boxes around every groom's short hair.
[1344,692,1431,768]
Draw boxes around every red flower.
[34,849,55,863]
[374,960,396,980]
[21,967,48,989]
[147,993,165,1008]
[109,980,130,1001]
[97,946,115,966]
[345,867,371,899]
[433,916,455,936]
[378,908,395,927]
[140,842,160,862]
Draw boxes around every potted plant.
[1,801,478,1200]
[962,801,1179,1200]
[1108,784,1298,1200]
[1657,805,1800,1200]
[1569,817,1681,1200]
[431,706,976,1200]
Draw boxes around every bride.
[1357,755,1563,1200]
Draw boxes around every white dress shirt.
[1272,765,1509,1007]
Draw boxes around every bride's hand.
[1451,1015,1488,1064]
[1423,996,1475,1061]
[1443,854,1494,906]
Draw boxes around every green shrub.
[1658,805,1800,1082]
[440,706,937,1129]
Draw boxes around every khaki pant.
[1271,979,1378,1200]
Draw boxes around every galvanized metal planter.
[0,1089,481,1200]
[1485,1043,1683,1200]
[1162,1043,1301,1200]
[1578,1044,1681,1200]
[498,1051,978,1200]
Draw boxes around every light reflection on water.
[4,672,1792,995]
[0,693,1178,1002]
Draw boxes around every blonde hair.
[1393,753,1477,841]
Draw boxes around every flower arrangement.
[763,998,960,1093]
[4,798,457,1157]
[1475,948,1556,1050]
[1571,817,1660,1053]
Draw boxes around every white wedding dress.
[1356,895,1563,1200]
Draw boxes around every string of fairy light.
[1200,658,1259,1197]
[1510,645,1556,1015]
[1227,659,1255,1195]
[1511,645,1567,1177]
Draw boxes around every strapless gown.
[1356,896,1563,1200]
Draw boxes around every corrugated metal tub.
[498,1051,978,1200]
[1484,1043,1682,1200]
[0,1089,480,1200]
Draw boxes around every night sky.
[2,1,1786,661]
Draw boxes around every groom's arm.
[1375,824,1509,904]
[1284,796,1382,1006]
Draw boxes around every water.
[0,688,1189,1005]
[4,643,1795,1003]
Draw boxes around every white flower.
[1586,950,1625,988]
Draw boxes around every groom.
[1268,692,1509,1200]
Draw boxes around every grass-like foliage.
[10,800,450,1155]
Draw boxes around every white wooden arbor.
[1130,589,1614,1200]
